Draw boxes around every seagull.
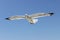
[5,12,54,24]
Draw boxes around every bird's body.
[5,12,54,24]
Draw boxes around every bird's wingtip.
[5,18,10,20]
[48,13,54,16]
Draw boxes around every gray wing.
[5,15,25,20]
[30,13,54,18]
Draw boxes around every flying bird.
[5,12,54,24]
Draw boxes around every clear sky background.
[0,0,60,40]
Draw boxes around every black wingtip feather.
[49,13,54,16]
[5,18,10,20]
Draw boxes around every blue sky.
[0,0,60,40]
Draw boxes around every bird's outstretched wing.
[5,15,25,20]
[30,13,54,18]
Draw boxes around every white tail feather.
[32,19,38,24]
